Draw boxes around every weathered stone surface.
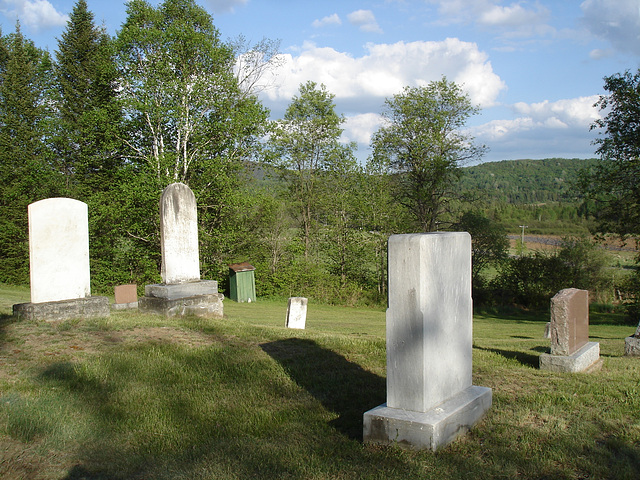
[363,233,491,451]
[540,341,602,373]
[13,296,109,322]
[28,198,91,303]
[363,386,492,451]
[144,280,218,300]
[138,293,223,318]
[160,183,200,284]
[114,284,137,304]
[286,297,307,329]
[624,336,640,356]
[550,288,589,356]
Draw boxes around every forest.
[0,0,637,314]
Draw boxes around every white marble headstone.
[28,198,91,303]
[386,232,472,412]
[160,183,200,285]
[286,297,307,329]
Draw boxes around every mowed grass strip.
[0,285,638,479]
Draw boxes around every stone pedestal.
[13,296,110,322]
[539,341,602,372]
[624,336,640,356]
[363,233,491,451]
[364,386,492,451]
[139,280,223,318]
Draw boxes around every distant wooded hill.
[460,158,598,204]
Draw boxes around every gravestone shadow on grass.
[260,338,386,441]
[474,345,540,368]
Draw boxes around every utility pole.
[519,224,528,246]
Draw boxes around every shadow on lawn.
[261,338,386,441]
[474,345,540,368]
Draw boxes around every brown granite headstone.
[114,284,138,304]
[550,288,589,356]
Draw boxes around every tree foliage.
[582,69,640,237]
[268,81,354,258]
[371,77,486,232]
[54,0,123,197]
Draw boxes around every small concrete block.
[111,302,138,311]
[539,341,601,373]
[13,296,110,322]
[624,336,640,356]
[363,385,492,451]
[114,284,137,304]
[138,293,223,318]
[145,280,218,300]
[286,297,307,329]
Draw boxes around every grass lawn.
[0,285,639,479]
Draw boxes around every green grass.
[0,285,639,479]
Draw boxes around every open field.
[0,285,639,479]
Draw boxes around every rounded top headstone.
[160,183,201,284]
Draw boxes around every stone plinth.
[540,342,602,372]
[364,386,492,451]
[139,281,223,318]
[13,296,110,322]
[286,297,307,329]
[624,336,640,356]
[363,233,491,451]
[138,293,223,318]
[540,288,600,373]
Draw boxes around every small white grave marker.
[286,297,307,329]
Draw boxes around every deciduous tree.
[371,78,486,232]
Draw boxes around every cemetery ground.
[0,285,639,479]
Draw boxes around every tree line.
[0,0,638,313]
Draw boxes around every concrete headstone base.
[111,301,139,311]
[363,385,492,451]
[139,280,223,318]
[624,336,640,356]
[539,341,601,373]
[13,296,110,322]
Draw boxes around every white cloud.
[204,0,248,14]
[347,9,382,33]
[0,0,68,31]
[312,13,342,28]
[428,0,554,38]
[581,0,640,55]
[342,113,384,145]
[262,39,505,109]
[469,96,602,161]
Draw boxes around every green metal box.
[228,262,256,302]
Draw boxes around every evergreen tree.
[55,0,123,197]
[0,24,56,283]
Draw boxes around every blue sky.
[0,0,639,164]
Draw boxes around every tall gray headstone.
[138,183,223,318]
[29,198,91,303]
[540,288,601,372]
[363,233,492,451]
[160,183,200,284]
[12,197,110,321]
